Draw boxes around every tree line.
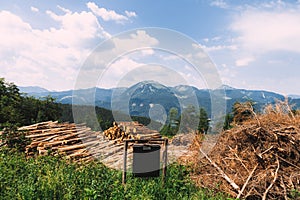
[0,78,61,129]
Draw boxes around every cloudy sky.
[1,0,300,95]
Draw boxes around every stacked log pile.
[103,122,134,141]
[17,121,164,168]
[190,103,300,199]
[19,121,101,162]
[103,121,161,142]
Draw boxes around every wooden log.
[51,132,81,142]
[78,156,94,163]
[26,129,66,138]
[26,128,91,139]
[90,141,123,153]
[66,149,87,158]
[40,135,60,142]
[38,149,49,155]
[18,120,54,130]
[58,140,99,153]
[43,135,98,148]
[136,133,161,140]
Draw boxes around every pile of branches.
[192,102,300,199]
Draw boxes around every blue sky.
[1,0,300,95]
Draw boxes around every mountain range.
[19,81,300,118]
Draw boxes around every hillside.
[20,81,298,118]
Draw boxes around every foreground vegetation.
[0,148,230,200]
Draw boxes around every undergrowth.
[0,148,231,200]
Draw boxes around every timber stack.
[17,121,163,167]
[103,122,135,141]
[103,121,161,142]
[19,121,101,163]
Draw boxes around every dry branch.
[262,157,280,200]
[200,148,240,191]
[237,164,258,199]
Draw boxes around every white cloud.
[203,38,209,43]
[235,56,254,67]
[57,5,71,14]
[203,44,237,52]
[162,54,178,61]
[112,64,191,89]
[141,48,155,56]
[78,29,161,89]
[86,2,135,23]
[210,0,228,9]
[125,10,137,18]
[231,8,300,54]
[45,8,110,44]
[30,6,39,12]
[257,0,288,10]
[112,30,159,53]
[98,57,143,88]
[211,36,221,41]
[0,9,109,90]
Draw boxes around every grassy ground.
[0,148,232,200]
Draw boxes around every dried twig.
[237,164,258,199]
[262,157,280,200]
[280,176,288,200]
[274,153,300,170]
[249,104,261,126]
[284,98,295,121]
[260,146,274,156]
[200,148,240,191]
[228,145,249,173]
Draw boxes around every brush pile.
[191,102,300,199]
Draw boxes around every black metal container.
[132,144,161,177]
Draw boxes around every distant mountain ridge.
[19,82,300,117]
[19,86,49,94]
[288,94,300,99]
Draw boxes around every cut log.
[58,140,99,153]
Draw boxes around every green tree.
[160,107,179,137]
[0,78,22,128]
[19,96,40,125]
[223,113,233,130]
[198,107,209,134]
[169,107,179,128]
[1,125,29,151]
[36,96,61,122]
[180,105,199,133]
[0,78,63,129]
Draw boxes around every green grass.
[0,148,231,200]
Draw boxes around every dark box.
[132,144,161,177]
